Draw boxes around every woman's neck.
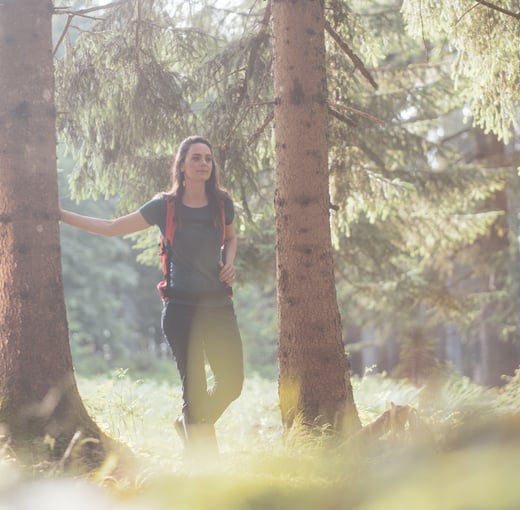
[182,182,208,207]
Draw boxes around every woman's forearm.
[223,236,237,265]
[59,209,117,236]
[59,208,150,237]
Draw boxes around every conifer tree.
[55,0,519,395]
[325,0,519,382]
[271,0,359,432]
[0,0,113,465]
[402,0,520,145]
[397,0,520,383]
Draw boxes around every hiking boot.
[183,421,219,459]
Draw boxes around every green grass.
[1,369,520,509]
[78,370,283,471]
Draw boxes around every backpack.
[157,194,229,301]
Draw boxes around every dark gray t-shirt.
[140,195,234,306]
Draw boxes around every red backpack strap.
[165,194,176,247]
[158,195,176,301]
[220,199,226,246]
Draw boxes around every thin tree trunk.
[472,132,520,386]
[271,0,360,435]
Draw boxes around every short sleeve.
[139,196,167,234]
[224,196,235,225]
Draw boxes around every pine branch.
[418,0,430,60]
[328,106,356,127]
[221,3,272,147]
[52,13,73,58]
[440,127,472,144]
[53,1,125,57]
[243,1,272,99]
[357,144,387,172]
[248,111,274,145]
[474,0,520,20]
[324,19,378,90]
[54,1,125,18]
[329,101,385,126]
[456,2,483,23]
[136,0,143,68]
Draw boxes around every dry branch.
[53,1,124,57]
[324,19,378,90]
[330,101,385,126]
[474,0,520,20]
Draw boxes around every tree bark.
[0,0,108,465]
[271,0,360,435]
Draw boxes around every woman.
[60,136,244,455]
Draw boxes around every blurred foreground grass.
[1,368,520,509]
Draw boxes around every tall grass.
[1,368,520,509]
[78,370,283,471]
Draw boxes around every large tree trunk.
[0,0,107,465]
[271,0,360,435]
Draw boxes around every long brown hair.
[167,135,227,231]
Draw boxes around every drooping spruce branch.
[324,19,378,90]
[243,0,272,101]
[213,3,273,149]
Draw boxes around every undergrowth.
[1,369,519,509]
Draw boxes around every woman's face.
[181,143,214,184]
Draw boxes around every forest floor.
[1,369,520,509]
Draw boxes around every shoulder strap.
[219,199,226,246]
[158,196,231,300]
[157,195,176,301]
[159,195,176,282]
[165,194,176,247]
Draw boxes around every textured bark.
[271,0,360,434]
[0,0,107,464]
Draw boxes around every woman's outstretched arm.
[59,208,150,237]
